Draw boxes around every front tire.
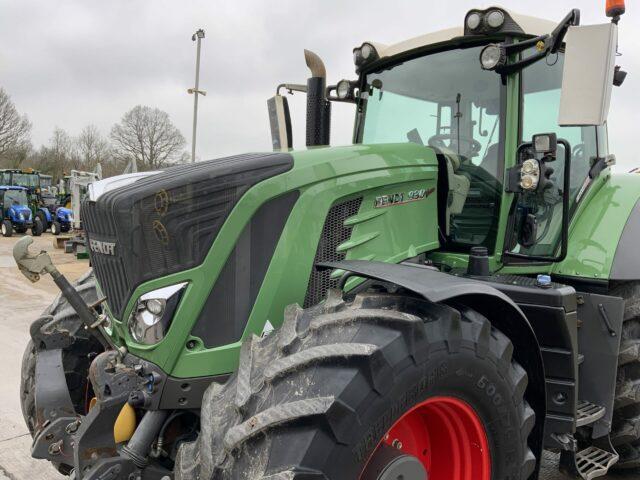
[1,220,12,237]
[175,291,536,480]
[20,270,103,475]
[51,220,61,235]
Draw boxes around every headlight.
[466,12,482,30]
[353,42,379,69]
[479,44,506,71]
[19,213,25,220]
[128,282,187,345]
[361,43,375,61]
[486,10,505,29]
[336,79,353,100]
[520,159,540,190]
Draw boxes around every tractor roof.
[359,7,556,61]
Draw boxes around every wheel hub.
[361,396,490,480]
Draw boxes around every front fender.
[320,259,547,465]
[39,207,52,223]
[553,172,640,281]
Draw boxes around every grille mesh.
[303,197,362,308]
[82,152,293,319]
[81,201,129,316]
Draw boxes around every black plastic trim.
[191,190,299,348]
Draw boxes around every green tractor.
[15,3,640,480]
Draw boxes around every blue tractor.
[50,206,73,235]
[0,186,41,237]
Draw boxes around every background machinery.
[1,186,39,237]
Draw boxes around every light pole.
[189,28,206,163]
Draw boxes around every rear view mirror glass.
[267,94,293,151]
[558,23,617,126]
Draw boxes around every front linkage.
[14,237,172,480]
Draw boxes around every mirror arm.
[550,9,581,53]
[496,50,547,75]
[276,83,308,95]
[495,8,581,75]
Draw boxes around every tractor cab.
[353,8,619,270]
[0,186,39,237]
[0,168,41,194]
[272,6,620,272]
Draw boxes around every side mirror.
[267,94,293,151]
[558,23,617,126]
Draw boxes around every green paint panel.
[110,143,439,377]
[552,172,640,279]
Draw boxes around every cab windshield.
[4,189,28,206]
[359,45,504,252]
[12,173,39,189]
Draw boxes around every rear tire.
[610,282,640,471]
[1,220,12,237]
[51,220,61,235]
[175,290,536,480]
[20,270,103,475]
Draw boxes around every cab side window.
[522,55,598,204]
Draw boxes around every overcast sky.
[1,1,638,169]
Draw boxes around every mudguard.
[554,173,640,281]
[320,259,547,466]
[38,207,52,224]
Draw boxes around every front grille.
[83,152,294,319]
[82,201,129,316]
[304,197,362,307]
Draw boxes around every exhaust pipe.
[304,49,331,147]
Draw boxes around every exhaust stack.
[304,49,331,147]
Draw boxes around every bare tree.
[110,105,186,171]
[0,88,31,159]
[0,140,32,168]
[77,124,110,171]
[35,127,78,180]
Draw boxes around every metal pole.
[191,29,205,163]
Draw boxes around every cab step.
[576,400,606,427]
[559,436,619,480]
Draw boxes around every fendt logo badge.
[89,239,116,256]
[374,187,435,208]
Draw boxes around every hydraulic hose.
[122,410,169,468]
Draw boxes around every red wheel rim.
[362,396,491,480]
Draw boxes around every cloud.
[0,0,637,168]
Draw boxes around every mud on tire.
[175,290,537,479]
[610,282,640,471]
[20,269,104,474]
